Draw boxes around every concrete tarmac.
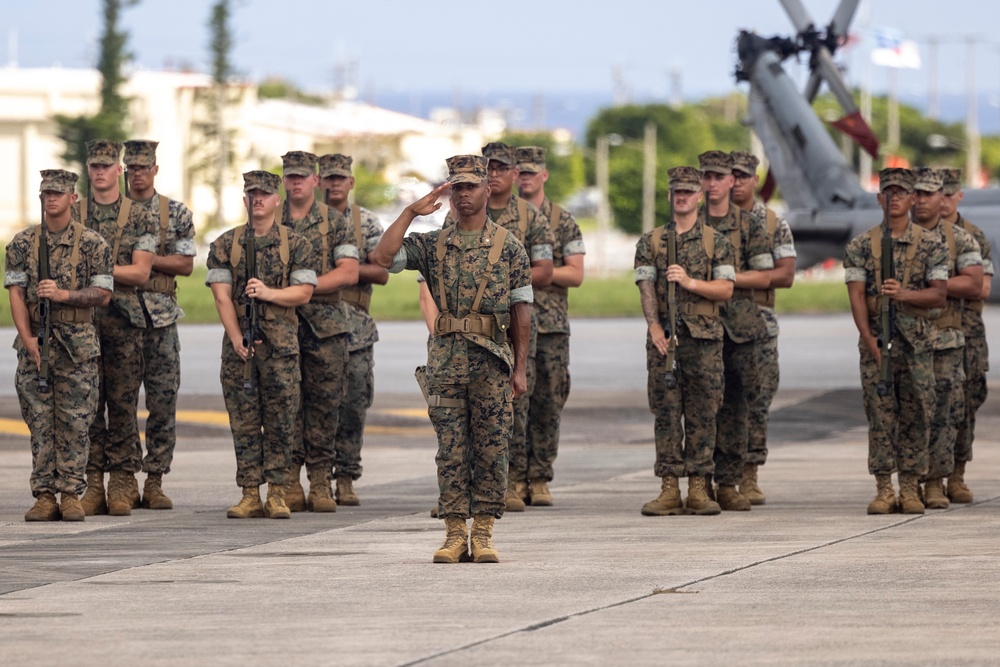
[1,315,999,666]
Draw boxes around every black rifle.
[242,192,259,394]
[664,190,679,389]
[123,166,130,199]
[876,191,896,397]
[37,195,52,394]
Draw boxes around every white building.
[0,66,498,238]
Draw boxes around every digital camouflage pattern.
[522,196,586,483]
[206,222,317,486]
[136,194,196,476]
[508,355,536,486]
[6,223,113,496]
[698,202,772,487]
[284,199,359,471]
[318,153,352,179]
[335,205,384,481]
[747,199,797,466]
[445,155,488,185]
[73,194,158,474]
[430,346,513,519]
[697,150,733,174]
[85,139,122,166]
[667,166,702,192]
[845,222,950,476]
[515,145,546,173]
[482,142,516,165]
[922,220,982,479]
[391,218,532,518]
[730,151,759,176]
[122,140,157,167]
[955,212,992,463]
[39,169,78,194]
[281,151,317,177]
[635,220,735,479]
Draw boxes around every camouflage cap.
[39,169,79,194]
[730,150,760,176]
[281,151,318,177]
[123,140,159,167]
[668,166,703,192]
[939,167,963,194]
[878,168,915,193]
[515,146,546,173]
[243,170,281,194]
[86,139,123,166]
[698,150,733,175]
[318,153,353,178]
[446,155,488,185]
[482,142,516,165]
[913,167,944,193]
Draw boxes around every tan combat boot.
[80,469,108,516]
[24,492,61,522]
[335,475,360,506]
[141,472,173,510]
[470,515,500,563]
[60,492,85,522]
[717,484,752,511]
[285,465,307,512]
[641,475,684,516]
[946,461,974,503]
[685,476,721,515]
[504,480,526,512]
[107,471,133,516]
[739,463,766,505]
[923,478,949,510]
[126,472,140,509]
[867,474,897,514]
[898,474,925,514]
[433,516,470,563]
[528,479,553,506]
[307,467,337,513]
[227,486,264,518]
[264,483,291,519]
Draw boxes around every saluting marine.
[6,170,113,521]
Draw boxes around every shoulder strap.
[472,226,510,313]
[68,223,83,290]
[942,220,957,263]
[112,197,133,263]
[651,225,664,258]
[351,205,363,250]
[765,207,777,238]
[231,227,243,267]
[870,227,884,289]
[549,202,563,229]
[435,226,453,314]
[278,223,290,266]
[317,202,330,275]
[703,224,715,258]
[900,226,921,288]
[157,194,170,256]
[517,198,529,242]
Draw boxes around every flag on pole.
[870,27,922,69]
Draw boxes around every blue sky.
[6,1,1000,103]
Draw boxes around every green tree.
[258,77,325,106]
[585,102,749,234]
[54,0,139,177]
[500,131,585,204]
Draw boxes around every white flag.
[870,27,921,69]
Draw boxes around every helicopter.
[736,0,1000,299]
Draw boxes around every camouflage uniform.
[747,198,796,466]
[525,196,585,482]
[635,215,735,479]
[206,174,318,488]
[699,198,772,487]
[6,170,114,499]
[74,141,159,476]
[917,214,981,481]
[391,191,532,519]
[334,203,382,481]
[126,143,197,478]
[954,211,992,464]
[282,187,358,476]
[844,222,949,477]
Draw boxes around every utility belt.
[340,286,372,312]
[965,300,984,314]
[731,287,756,301]
[865,295,958,328]
[754,289,776,308]
[30,304,94,326]
[247,302,296,322]
[677,300,720,318]
[433,311,508,344]
[139,274,177,295]
[309,291,342,306]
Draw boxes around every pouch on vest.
[492,311,510,344]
